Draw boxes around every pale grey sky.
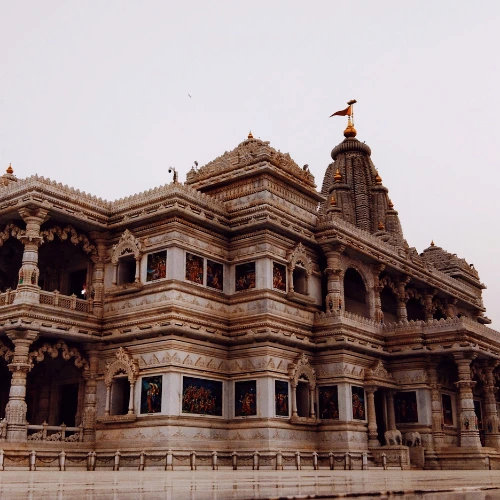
[1,1,499,325]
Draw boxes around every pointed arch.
[104,347,139,385]
[111,229,142,264]
[288,354,317,419]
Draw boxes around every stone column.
[427,362,445,450]
[395,277,410,322]
[89,233,107,317]
[423,290,435,322]
[482,361,500,448]
[291,383,298,418]
[372,265,385,323]
[454,353,482,448]
[445,299,457,319]
[322,245,345,313]
[82,349,99,442]
[13,207,50,305]
[128,380,135,415]
[309,386,316,418]
[134,257,141,283]
[386,390,396,431]
[104,383,111,417]
[366,386,380,448]
[5,330,38,441]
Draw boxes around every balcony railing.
[0,289,16,306]
[39,290,93,314]
[26,422,84,442]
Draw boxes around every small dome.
[375,172,382,185]
[333,169,342,183]
[6,163,13,174]
[248,131,253,139]
[388,199,394,209]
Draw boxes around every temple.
[0,117,498,471]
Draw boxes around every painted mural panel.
[185,253,204,284]
[395,391,418,423]
[146,251,167,282]
[207,260,223,291]
[235,262,256,291]
[234,380,257,417]
[442,394,454,426]
[140,376,162,414]
[182,376,223,416]
[351,386,365,420]
[275,380,289,417]
[318,385,339,420]
[272,262,287,291]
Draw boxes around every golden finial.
[333,168,342,183]
[248,131,254,139]
[388,199,394,209]
[6,163,13,174]
[344,116,357,138]
[331,100,357,138]
[330,196,337,207]
[375,171,382,185]
[378,221,385,231]
[430,240,435,247]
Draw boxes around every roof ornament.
[330,99,357,138]
[430,240,435,247]
[248,131,254,139]
[375,171,382,185]
[333,168,342,183]
[168,166,178,183]
[388,199,394,209]
[6,163,13,174]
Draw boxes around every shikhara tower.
[0,113,496,470]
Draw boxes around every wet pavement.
[0,469,499,499]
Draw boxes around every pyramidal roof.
[185,134,317,194]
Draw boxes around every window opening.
[117,256,136,285]
[293,267,307,295]
[111,376,130,416]
[296,380,309,417]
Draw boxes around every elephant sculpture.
[404,431,421,447]
[384,429,402,446]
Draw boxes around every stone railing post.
[5,330,38,441]
[14,207,50,305]
[454,353,482,448]
[365,386,380,448]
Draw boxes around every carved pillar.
[322,245,344,312]
[82,350,99,442]
[309,386,316,418]
[445,298,457,319]
[395,276,410,322]
[427,362,445,450]
[371,265,385,323]
[291,383,298,418]
[423,290,435,322]
[104,384,111,417]
[112,263,118,286]
[304,272,310,296]
[454,353,482,448]
[134,257,141,283]
[482,362,500,448]
[89,233,107,317]
[5,330,38,441]
[365,386,380,448]
[287,266,294,293]
[128,380,136,415]
[386,390,396,431]
[13,207,50,305]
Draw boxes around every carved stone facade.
[0,127,497,469]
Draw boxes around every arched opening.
[26,356,84,427]
[343,268,369,318]
[0,238,23,292]
[293,267,307,295]
[433,309,447,321]
[110,373,131,416]
[381,287,398,323]
[117,256,136,285]
[407,297,426,321]
[38,239,90,299]
[296,378,310,417]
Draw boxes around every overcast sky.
[1,1,499,326]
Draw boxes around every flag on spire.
[330,105,352,118]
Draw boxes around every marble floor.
[0,470,499,499]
